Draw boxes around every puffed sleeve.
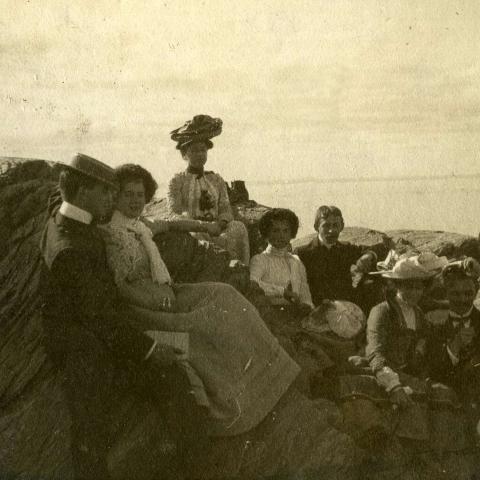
[249,254,285,297]
[298,260,314,308]
[167,173,188,219]
[365,303,391,373]
[214,173,234,223]
[102,227,138,285]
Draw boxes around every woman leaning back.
[100,163,363,480]
[167,115,250,265]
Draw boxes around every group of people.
[39,114,480,479]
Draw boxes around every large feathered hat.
[170,115,223,151]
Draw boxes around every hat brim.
[59,163,118,190]
[379,271,436,280]
[176,138,214,150]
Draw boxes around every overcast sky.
[1,0,479,183]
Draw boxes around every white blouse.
[250,245,313,307]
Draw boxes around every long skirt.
[129,282,299,437]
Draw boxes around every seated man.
[294,205,377,312]
[40,153,204,480]
[426,259,480,403]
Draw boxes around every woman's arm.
[215,174,234,223]
[298,261,314,308]
[167,174,188,219]
[366,304,391,373]
[143,217,221,236]
[117,279,176,312]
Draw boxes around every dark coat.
[294,237,365,306]
[426,307,480,396]
[365,297,427,375]
[40,211,154,365]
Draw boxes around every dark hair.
[258,208,300,239]
[314,205,344,231]
[442,264,479,290]
[114,164,158,203]
[58,168,97,202]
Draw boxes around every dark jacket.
[426,307,480,393]
[294,237,365,306]
[40,210,154,365]
[365,297,427,375]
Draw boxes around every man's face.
[318,214,344,246]
[183,142,208,168]
[446,278,478,315]
[81,182,115,222]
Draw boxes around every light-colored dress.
[249,245,313,308]
[167,170,250,264]
[101,210,299,437]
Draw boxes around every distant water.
[247,177,480,239]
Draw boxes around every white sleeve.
[249,255,285,297]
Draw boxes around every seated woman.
[250,208,313,316]
[167,115,250,265]
[339,257,467,463]
[101,163,360,479]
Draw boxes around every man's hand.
[356,252,376,274]
[449,327,476,358]
[389,386,414,409]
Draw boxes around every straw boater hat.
[302,300,366,339]
[170,115,223,151]
[60,153,118,189]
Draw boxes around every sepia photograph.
[1,1,480,479]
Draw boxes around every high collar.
[59,201,92,225]
[316,234,338,250]
[265,244,292,257]
[186,165,205,176]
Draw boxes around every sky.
[1,0,480,184]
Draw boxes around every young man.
[294,205,377,312]
[40,153,202,480]
[426,260,480,402]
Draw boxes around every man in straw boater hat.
[40,154,205,480]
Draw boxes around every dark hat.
[60,153,118,189]
[170,115,223,151]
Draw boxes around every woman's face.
[116,180,146,218]
[396,279,425,306]
[183,141,208,168]
[268,220,293,249]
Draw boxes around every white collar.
[317,234,335,249]
[59,201,92,224]
[449,306,474,320]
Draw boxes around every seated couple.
[340,255,480,463]
[40,154,361,480]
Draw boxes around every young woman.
[167,115,250,265]
[250,208,313,316]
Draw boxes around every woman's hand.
[389,386,414,409]
[152,284,177,312]
[283,282,301,304]
[204,222,222,237]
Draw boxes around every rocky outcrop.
[1,158,479,479]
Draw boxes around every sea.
[246,176,480,239]
[156,176,479,239]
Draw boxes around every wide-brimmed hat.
[413,252,449,272]
[170,115,222,151]
[302,300,366,339]
[60,153,118,189]
[379,257,435,280]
